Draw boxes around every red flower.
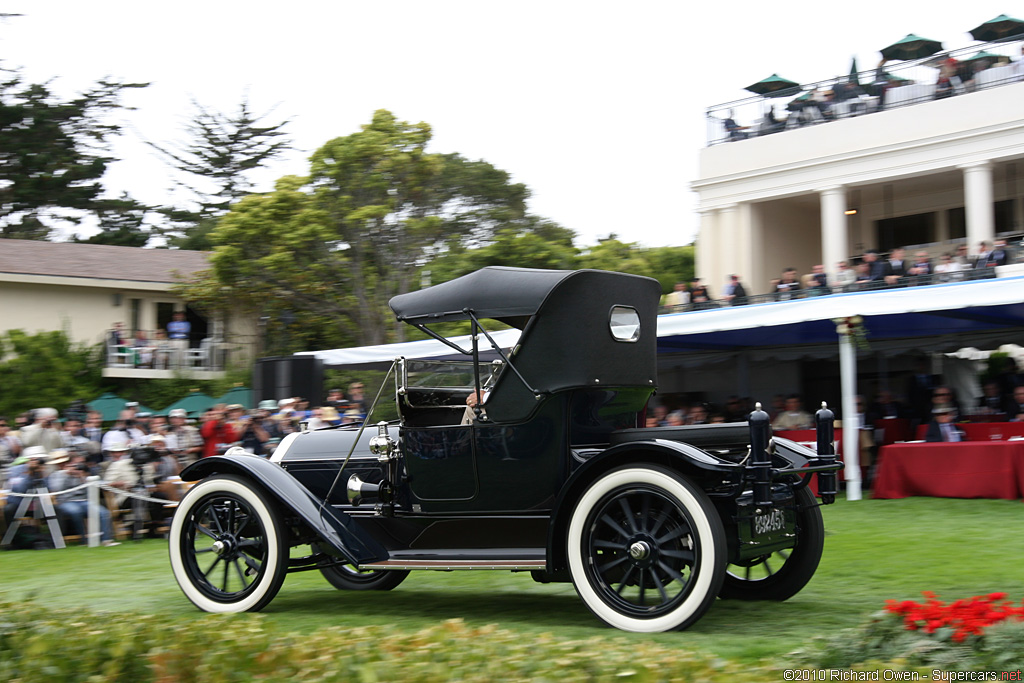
[886,592,1024,642]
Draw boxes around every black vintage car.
[169,267,840,632]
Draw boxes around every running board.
[360,549,546,571]
[360,559,547,571]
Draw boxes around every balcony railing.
[102,329,238,377]
[706,38,1024,146]
[660,266,1002,314]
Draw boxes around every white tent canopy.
[296,328,522,369]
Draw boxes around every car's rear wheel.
[719,485,824,600]
[567,465,726,632]
[319,562,409,591]
[169,474,288,613]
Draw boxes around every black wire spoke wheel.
[319,562,409,591]
[720,485,824,601]
[568,466,725,632]
[169,475,288,612]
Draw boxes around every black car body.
[169,266,840,632]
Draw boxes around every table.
[873,418,912,445]
[872,441,1024,500]
[913,422,1024,441]
[975,63,1022,89]
[884,83,936,108]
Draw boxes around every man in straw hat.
[47,450,119,546]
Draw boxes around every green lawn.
[2,495,1022,665]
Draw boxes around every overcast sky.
[2,2,1018,248]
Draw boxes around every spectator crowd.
[1,383,370,549]
[661,239,1016,313]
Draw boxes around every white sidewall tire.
[169,475,286,613]
[567,466,725,632]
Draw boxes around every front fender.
[546,440,741,573]
[181,455,389,565]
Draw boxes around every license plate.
[752,508,785,536]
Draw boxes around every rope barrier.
[4,480,178,505]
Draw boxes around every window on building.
[995,199,1015,234]
[876,212,935,252]
[948,208,966,241]
[130,299,141,334]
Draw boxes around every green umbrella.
[86,392,156,422]
[881,34,943,61]
[160,390,217,419]
[962,50,1002,65]
[217,386,252,409]
[744,73,801,97]
[848,56,860,85]
[786,90,814,111]
[969,14,1024,43]
[882,71,912,84]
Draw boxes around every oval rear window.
[609,306,640,342]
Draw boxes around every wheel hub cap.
[629,541,651,561]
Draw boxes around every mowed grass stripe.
[1,494,1021,664]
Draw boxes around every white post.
[820,186,848,276]
[87,476,100,547]
[839,333,862,501]
[961,161,995,250]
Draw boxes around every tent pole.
[840,333,862,500]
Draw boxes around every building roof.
[0,239,209,284]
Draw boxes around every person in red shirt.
[200,404,239,458]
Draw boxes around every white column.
[695,209,715,287]
[839,334,861,501]
[961,161,995,248]
[714,204,738,298]
[819,186,847,277]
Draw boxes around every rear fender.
[181,455,389,565]
[546,440,741,573]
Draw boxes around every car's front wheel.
[169,474,289,613]
[567,465,726,632]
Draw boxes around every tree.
[148,98,291,248]
[0,330,104,417]
[425,224,578,285]
[73,192,154,247]
[182,110,542,350]
[577,239,695,294]
[0,74,147,240]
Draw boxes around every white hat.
[47,449,70,465]
[149,434,166,443]
[168,408,188,418]
[278,398,296,408]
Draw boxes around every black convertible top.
[390,267,662,422]
[389,266,577,329]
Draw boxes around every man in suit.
[908,251,932,281]
[884,247,908,286]
[863,250,887,285]
[925,405,964,442]
[987,239,1011,267]
[723,274,748,306]
[973,241,993,269]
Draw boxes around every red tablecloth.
[872,441,1024,500]
[913,422,1024,441]
[873,418,912,445]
